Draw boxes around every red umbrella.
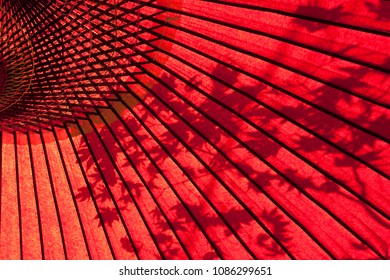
[0,0,389,259]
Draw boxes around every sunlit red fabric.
[0,0,389,259]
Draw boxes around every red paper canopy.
[0,0,389,259]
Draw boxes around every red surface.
[0,0,389,259]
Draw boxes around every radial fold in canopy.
[0,0,389,260]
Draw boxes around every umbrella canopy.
[0,0,389,259]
